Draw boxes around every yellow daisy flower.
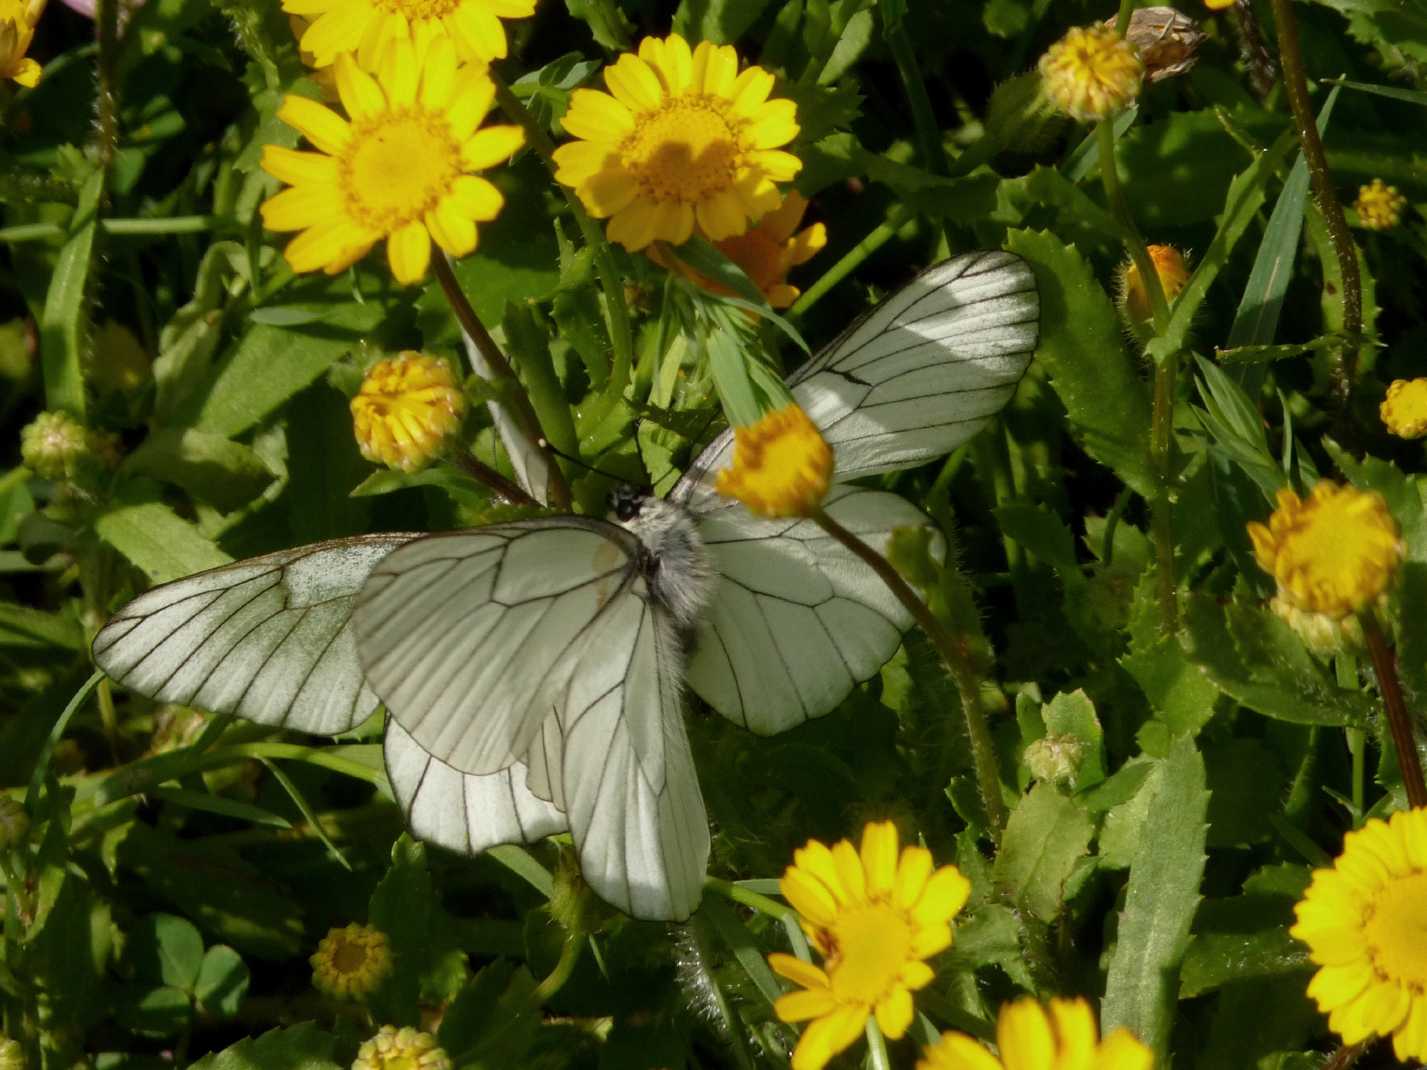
[767,821,972,1070]
[1246,482,1403,620]
[1354,178,1409,232]
[351,351,468,471]
[553,33,802,251]
[310,923,393,999]
[260,38,522,285]
[651,190,826,309]
[715,403,833,519]
[0,0,45,88]
[1038,25,1143,123]
[917,997,1153,1070]
[1291,808,1427,1061]
[284,0,535,70]
[1381,378,1427,440]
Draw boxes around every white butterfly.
[91,251,1039,921]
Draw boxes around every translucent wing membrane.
[354,519,641,776]
[384,721,568,854]
[92,536,418,735]
[686,486,943,734]
[678,251,1039,511]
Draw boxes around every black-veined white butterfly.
[91,251,1039,921]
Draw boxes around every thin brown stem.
[1361,612,1427,809]
[811,507,1008,835]
[1150,354,1180,633]
[432,252,571,509]
[451,449,540,509]
[1267,0,1359,402]
[1320,1040,1368,1070]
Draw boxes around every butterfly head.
[610,484,649,523]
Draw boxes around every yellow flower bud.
[350,352,467,473]
[352,1026,451,1070]
[310,923,393,1000]
[714,403,833,518]
[1118,244,1190,328]
[1381,378,1427,440]
[1355,178,1408,231]
[1038,25,1144,123]
[1246,482,1403,619]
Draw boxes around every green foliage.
[5,1,1427,1068]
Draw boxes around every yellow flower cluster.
[0,0,45,88]
[1038,24,1143,123]
[1354,178,1408,231]
[352,1025,450,1070]
[768,821,971,1070]
[715,403,833,518]
[1246,482,1403,620]
[1381,378,1427,439]
[1292,808,1427,1061]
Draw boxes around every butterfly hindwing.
[91,535,419,735]
[685,485,943,734]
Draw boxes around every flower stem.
[490,75,636,427]
[703,877,814,961]
[0,216,228,242]
[810,508,1007,835]
[864,1016,892,1070]
[450,448,540,508]
[432,252,571,509]
[1360,612,1427,809]
[789,203,916,321]
[529,931,583,1008]
[1267,0,1359,403]
[1095,121,1168,332]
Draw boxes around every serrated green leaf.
[96,486,233,582]
[186,1023,341,1070]
[1102,736,1208,1057]
[992,782,1094,922]
[120,428,276,512]
[369,835,468,1024]
[1005,229,1154,495]
[40,169,102,418]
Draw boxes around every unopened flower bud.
[1354,179,1408,232]
[20,411,89,480]
[350,352,467,473]
[1038,25,1144,123]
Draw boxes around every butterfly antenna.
[537,439,645,490]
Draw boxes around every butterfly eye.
[611,486,643,522]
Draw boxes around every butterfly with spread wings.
[92,251,1039,921]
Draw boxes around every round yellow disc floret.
[1355,178,1408,232]
[352,1025,451,1070]
[714,403,833,518]
[311,923,393,1000]
[1381,378,1427,439]
[1038,24,1143,123]
[1246,482,1403,619]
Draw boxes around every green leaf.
[194,945,251,1018]
[1328,76,1427,107]
[112,985,192,1038]
[1180,592,1375,727]
[40,169,102,418]
[0,601,85,651]
[673,0,775,44]
[1005,229,1154,495]
[1039,689,1106,791]
[1102,736,1208,1059]
[95,485,232,582]
[148,786,292,829]
[992,782,1094,923]
[1145,129,1298,365]
[129,912,205,990]
[186,1023,341,1070]
[120,429,276,512]
[1227,87,1340,349]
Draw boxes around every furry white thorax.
[616,497,715,633]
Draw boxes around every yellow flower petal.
[607,199,659,251]
[782,868,840,930]
[278,94,352,155]
[860,821,899,900]
[563,88,635,142]
[875,987,914,1039]
[792,1004,868,1070]
[915,867,973,927]
[769,953,830,991]
[261,145,340,187]
[1047,997,1097,1070]
[744,99,800,149]
[604,52,664,112]
[917,1033,1004,1070]
[261,185,344,232]
[776,988,839,1022]
[284,219,373,275]
[450,0,507,59]
[386,220,432,284]
[997,998,1055,1070]
[426,199,477,257]
[418,35,459,110]
[893,847,935,911]
[462,124,524,170]
[832,840,868,904]
[1098,1029,1155,1070]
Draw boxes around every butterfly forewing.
[92,535,419,735]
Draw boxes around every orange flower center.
[341,110,461,233]
[621,98,740,204]
[825,902,912,1005]
[1363,872,1427,991]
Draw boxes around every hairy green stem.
[1267,0,1359,402]
[1361,613,1427,809]
[433,252,571,509]
[790,204,915,320]
[1095,121,1169,332]
[529,932,583,1008]
[811,508,1007,835]
[491,75,636,426]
